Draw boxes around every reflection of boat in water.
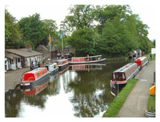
[110,63,139,88]
[69,55,106,65]
[110,85,124,97]
[20,67,49,88]
[21,78,49,96]
[45,63,59,75]
[49,72,59,83]
[70,63,106,71]
[59,65,69,74]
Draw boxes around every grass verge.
[103,79,139,117]
[143,53,155,61]
[147,95,155,112]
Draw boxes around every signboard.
[151,48,156,54]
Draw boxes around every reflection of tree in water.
[67,68,114,117]
[5,89,22,117]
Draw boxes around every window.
[42,71,44,74]
[113,73,115,79]
[122,73,125,79]
[37,73,40,77]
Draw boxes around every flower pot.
[145,109,155,117]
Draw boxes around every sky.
[3,0,159,41]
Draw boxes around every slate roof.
[6,48,43,58]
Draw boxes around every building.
[5,47,43,69]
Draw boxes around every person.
[38,62,40,67]
[150,54,152,60]
[30,63,35,70]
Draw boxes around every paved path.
[5,67,30,90]
[117,60,155,117]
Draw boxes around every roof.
[6,49,43,58]
[113,63,137,73]
[5,53,20,58]
[137,57,147,61]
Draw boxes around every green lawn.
[103,79,139,117]
[143,53,155,61]
[147,95,155,112]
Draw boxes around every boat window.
[54,65,56,68]
[37,73,40,77]
[122,73,125,79]
[45,69,47,72]
[42,71,44,74]
[113,73,115,79]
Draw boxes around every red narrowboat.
[134,57,149,70]
[110,63,139,87]
[69,55,106,65]
[55,59,69,71]
[20,67,49,88]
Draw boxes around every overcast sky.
[3,0,159,41]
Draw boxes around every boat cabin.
[55,59,68,66]
[111,63,139,85]
[134,57,148,69]
[45,63,58,73]
[22,67,48,83]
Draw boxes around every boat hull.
[20,73,50,88]
[69,58,106,65]
[49,68,59,75]
[58,63,69,71]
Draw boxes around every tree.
[66,28,97,56]
[18,13,46,49]
[60,5,95,33]
[5,9,22,49]
[41,19,59,48]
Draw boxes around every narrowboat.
[45,63,59,75]
[110,63,139,87]
[20,67,49,88]
[134,57,149,70]
[55,59,69,71]
[69,55,106,65]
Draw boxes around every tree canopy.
[5,5,154,56]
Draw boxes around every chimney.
[28,45,32,52]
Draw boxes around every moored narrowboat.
[45,63,59,75]
[55,59,69,71]
[110,63,139,87]
[69,55,106,65]
[20,67,49,88]
[134,57,149,70]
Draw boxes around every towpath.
[117,60,155,117]
[5,67,30,90]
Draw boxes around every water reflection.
[5,61,130,117]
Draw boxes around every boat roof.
[136,57,147,61]
[26,67,46,74]
[113,63,137,73]
[45,63,57,66]
[56,59,68,62]
[72,55,102,58]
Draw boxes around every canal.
[5,60,131,117]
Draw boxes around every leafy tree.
[61,5,95,33]
[66,28,97,56]
[41,19,59,49]
[18,13,46,49]
[5,9,22,49]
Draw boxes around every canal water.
[5,60,131,117]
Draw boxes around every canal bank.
[103,60,155,117]
[5,67,30,90]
